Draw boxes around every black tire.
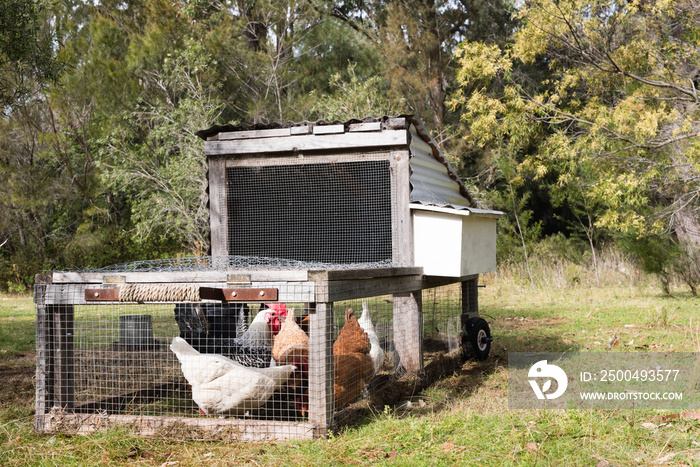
[463,317,492,361]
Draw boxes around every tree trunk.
[673,205,700,254]
[671,202,700,294]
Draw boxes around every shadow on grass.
[331,321,577,432]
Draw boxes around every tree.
[451,0,700,292]
[0,0,64,111]
[310,62,399,120]
[103,40,223,254]
[331,0,517,135]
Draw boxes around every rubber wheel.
[463,317,492,361]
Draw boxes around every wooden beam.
[207,157,227,257]
[50,269,310,284]
[308,267,422,282]
[34,287,53,432]
[204,130,408,155]
[290,126,312,135]
[385,117,408,129]
[313,274,424,303]
[218,128,291,140]
[46,281,315,306]
[393,148,412,264]
[421,274,478,290]
[313,124,345,135]
[349,122,381,132]
[40,414,316,440]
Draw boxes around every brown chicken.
[272,307,309,408]
[333,308,375,409]
[273,308,308,365]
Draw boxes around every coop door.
[225,159,394,264]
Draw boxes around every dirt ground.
[0,351,36,409]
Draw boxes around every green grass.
[0,296,35,356]
[1,280,700,466]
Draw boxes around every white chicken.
[357,300,384,374]
[170,337,296,416]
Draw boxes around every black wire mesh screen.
[225,159,394,264]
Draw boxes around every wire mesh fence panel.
[35,274,466,440]
[421,283,463,355]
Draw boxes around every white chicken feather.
[357,301,384,374]
[236,307,278,348]
[170,337,296,415]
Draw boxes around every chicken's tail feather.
[170,336,200,359]
[358,300,374,332]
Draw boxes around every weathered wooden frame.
[34,267,480,440]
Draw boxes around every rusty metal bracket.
[85,288,120,301]
[199,287,278,302]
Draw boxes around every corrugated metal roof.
[407,121,475,208]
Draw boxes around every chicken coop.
[34,116,502,441]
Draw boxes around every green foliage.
[0,0,64,110]
[103,40,223,254]
[3,0,696,296]
[310,63,399,120]
[619,234,677,294]
[450,0,700,292]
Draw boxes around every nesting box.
[34,116,501,441]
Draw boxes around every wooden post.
[207,156,227,257]
[391,143,424,375]
[34,279,54,432]
[54,304,75,411]
[461,275,479,325]
[393,291,423,375]
[307,302,333,437]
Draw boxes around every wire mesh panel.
[35,274,465,440]
[225,155,395,264]
[421,284,463,355]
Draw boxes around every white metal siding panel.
[460,216,497,275]
[413,210,462,276]
[412,210,498,277]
